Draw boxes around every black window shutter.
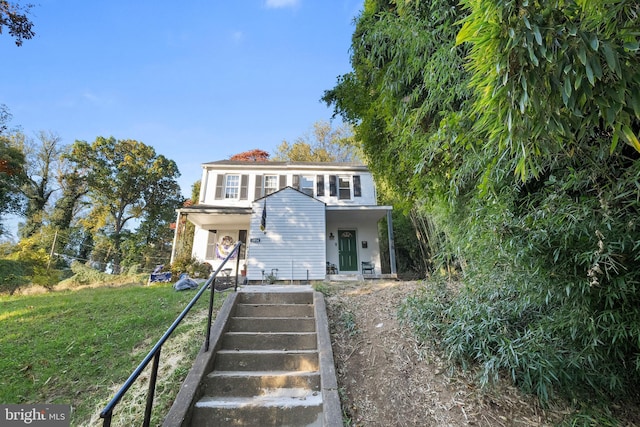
[239,174,249,200]
[316,175,325,196]
[255,175,263,198]
[329,175,337,196]
[292,175,300,190]
[279,175,287,189]
[214,175,224,199]
[353,175,362,197]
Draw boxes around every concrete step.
[213,350,319,372]
[239,292,314,305]
[191,390,323,427]
[203,370,321,397]
[229,317,316,333]
[221,332,318,351]
[163,288,342,427]
[235,303,314,318]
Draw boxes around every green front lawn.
[0,282,225,426]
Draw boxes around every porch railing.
[99,241,243,427]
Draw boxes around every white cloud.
[231,31,244,43]
[265,0,299,8]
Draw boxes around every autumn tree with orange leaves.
[229,149,270,162]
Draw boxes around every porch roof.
[326,205,392,222]
[177,205,251,229]
[177,204,392,229]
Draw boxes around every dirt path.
[323,280,565,427]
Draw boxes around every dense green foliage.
[0,1,35,46]
[273,120,362,162]
[66,137,184,273]
[0,258,27,294]
[1,128,184,289]
[0,107,26,235]
[13,131,63,238]
[326,0,640,408]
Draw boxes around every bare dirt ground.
[323,280,570,427]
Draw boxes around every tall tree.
[326,0,640,405]
[124,162,184,270]
[0,106,26,237]
[48,163,89,263]
[66,137,182,273]
[49,166,87,232]
[323,0,471,204]
[273,120,361,162]
[0,138,25,236]
[0,1,35,46]
[15,131,63,238]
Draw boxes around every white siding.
[247,188,326,281]
[199,165,378,207]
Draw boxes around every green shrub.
[0,259,29,295]
[170,256,212,279]
[63,261,114,285]
[401,152,640,405]
[2,244,62,292]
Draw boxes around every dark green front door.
[338,229,357,271]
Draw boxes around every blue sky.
[1,0,362,201]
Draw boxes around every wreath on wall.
[216,235,237,260]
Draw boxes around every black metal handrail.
[99,241,243,427]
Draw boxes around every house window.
[339,176,351,199]
[225,175,240,199]
[206,230,217,259]
[317,175,325,196]
[353,175,362,197]
[301,175,314,196]
[264,175,278,195]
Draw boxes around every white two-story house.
[170,160,396,283]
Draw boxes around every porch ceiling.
[325,205,392,222]
[178,206,251,229]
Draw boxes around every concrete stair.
[164,286,341,427]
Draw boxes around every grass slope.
[0,282,226,426]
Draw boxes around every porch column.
[170,211,188,264]
[170,211,181,264]
[386,210,397,275]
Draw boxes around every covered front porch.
[171,202,396,282]
[170,206,251,276]
[325,205,396,279]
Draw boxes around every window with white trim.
[338,176,351,200]
[224,175,240,199]
[301,175,314,196]
[264,175,278,195]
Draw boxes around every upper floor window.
[264,175,278,195]
[225,175,240,199]
[214,173,248,200]
[317,175,325,196]
[338,176,351,199]
[301,176,314,196]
